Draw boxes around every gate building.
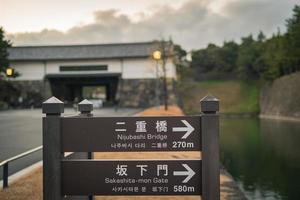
[8,41,177,107]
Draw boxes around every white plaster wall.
[12,61,45,80]
[11,58,177,80]
[122,58,177,79]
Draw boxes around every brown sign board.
[62,159,201,196]
[61,116,201,152]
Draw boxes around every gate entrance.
[46,73,120,106]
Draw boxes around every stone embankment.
[260,71,300,120]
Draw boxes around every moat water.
[220,117,300,200]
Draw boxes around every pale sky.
[0,0,187,33]
[0,0,298,49]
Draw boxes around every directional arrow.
[173,164,196,183]
[172,120,195,139]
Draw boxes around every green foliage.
[0,79,20,108]
[257,31,266,42]
[191,41,239,80]
[0,27,11,77]
[236,34,271,80]
[237,35,259,80]
[190,4,300,81]
[0,101,8,110]
[0,27,21,108]
[285,5,300,73]
[172,44,187,80]
[260,34,285,80]
[221,41,239,72]
[192,44,220,73]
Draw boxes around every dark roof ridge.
[10,41,157,48]
[8,41,172,61]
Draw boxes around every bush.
[0,101,8,110]
[0,79,21,107]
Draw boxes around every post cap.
[42,96,64,114]
[78,99,93,113]
[200,95,219,113]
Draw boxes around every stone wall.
[260,71,300,118]
[11,78,178,108]
[118,79,177,108]
[11,79,51,107]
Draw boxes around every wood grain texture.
[43,116,62,200]
[201,114,220,200]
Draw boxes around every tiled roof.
[8,42,162,61]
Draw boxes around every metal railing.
[0,145,43,188]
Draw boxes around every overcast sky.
[0,0,298,50]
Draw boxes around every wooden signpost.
[42,95,220,200]
[61,116,201,152]
[62,160,201,196]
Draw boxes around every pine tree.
[257,31,266,42]
[0,27,12,78]
[285,5,300,72]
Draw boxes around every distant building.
[8,41,177,107]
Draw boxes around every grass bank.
[178,80,259,115]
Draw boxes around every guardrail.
[0,145,43,188]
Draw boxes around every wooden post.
[200,95,220,200]
[78,99,94,200]
[42,96,64,200]
[3,163,8,188]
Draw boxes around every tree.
[260,34,285,80]
[219,41,239,72]
[191,42,239,80]
[154,39,173,110]
[173,44,187,79]
[0,27,11,78]
[191,43,220,73]
[237,35,262,80]
[285,5,300,72]
[182,5,300,82]
[0,27,21,109]
[257,31,266,42]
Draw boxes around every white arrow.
[173,164,196,183]
[172,120,195,139]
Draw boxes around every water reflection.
[220,117,300,200]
